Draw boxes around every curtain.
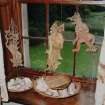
[0,32,8,102]
[95,27,105,105]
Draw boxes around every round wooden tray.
[33,81,81,98]
[32,73,81,98]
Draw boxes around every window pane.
[27,4,105,77]
[28,4,46,70]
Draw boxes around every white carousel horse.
[67,12,97,52]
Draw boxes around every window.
[22,3,105,77]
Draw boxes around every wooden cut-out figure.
[46,21,64,71]
[67,12,97,52]
[5,19,22,67]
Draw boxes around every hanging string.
[45,4,49,48]
[44,3,49,75]
[72,5,80,77]
[60,0,63,23]
[76,5,79,13]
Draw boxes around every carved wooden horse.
[67,12,97,52]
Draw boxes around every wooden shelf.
[8,67,96,84]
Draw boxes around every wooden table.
[8,82,95,105]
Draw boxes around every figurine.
[5,19,22,67]
[67,12,97,52]
[46,21,64,71]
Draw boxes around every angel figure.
[46,21,64,72]
[67,12,97,52]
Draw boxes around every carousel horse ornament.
[5,19,22,67]
[67,12,97,52]
[46,21,64,71]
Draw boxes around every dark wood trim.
[0,4,13,78]
[16,67,97,84]
[49,1,105,5]
[6,66,96,84]
[19,0,105,5]
[6,67,54,80]
[19,0,45,4]
[0,0,8,6]
[18,67,54,77]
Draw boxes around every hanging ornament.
[46,21,64,71]
[67,11,97,53]
[5,19,23,67]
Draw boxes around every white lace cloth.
[8,77,32,92]
[0,33,8,102]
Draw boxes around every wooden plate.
[33,78,81,98]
